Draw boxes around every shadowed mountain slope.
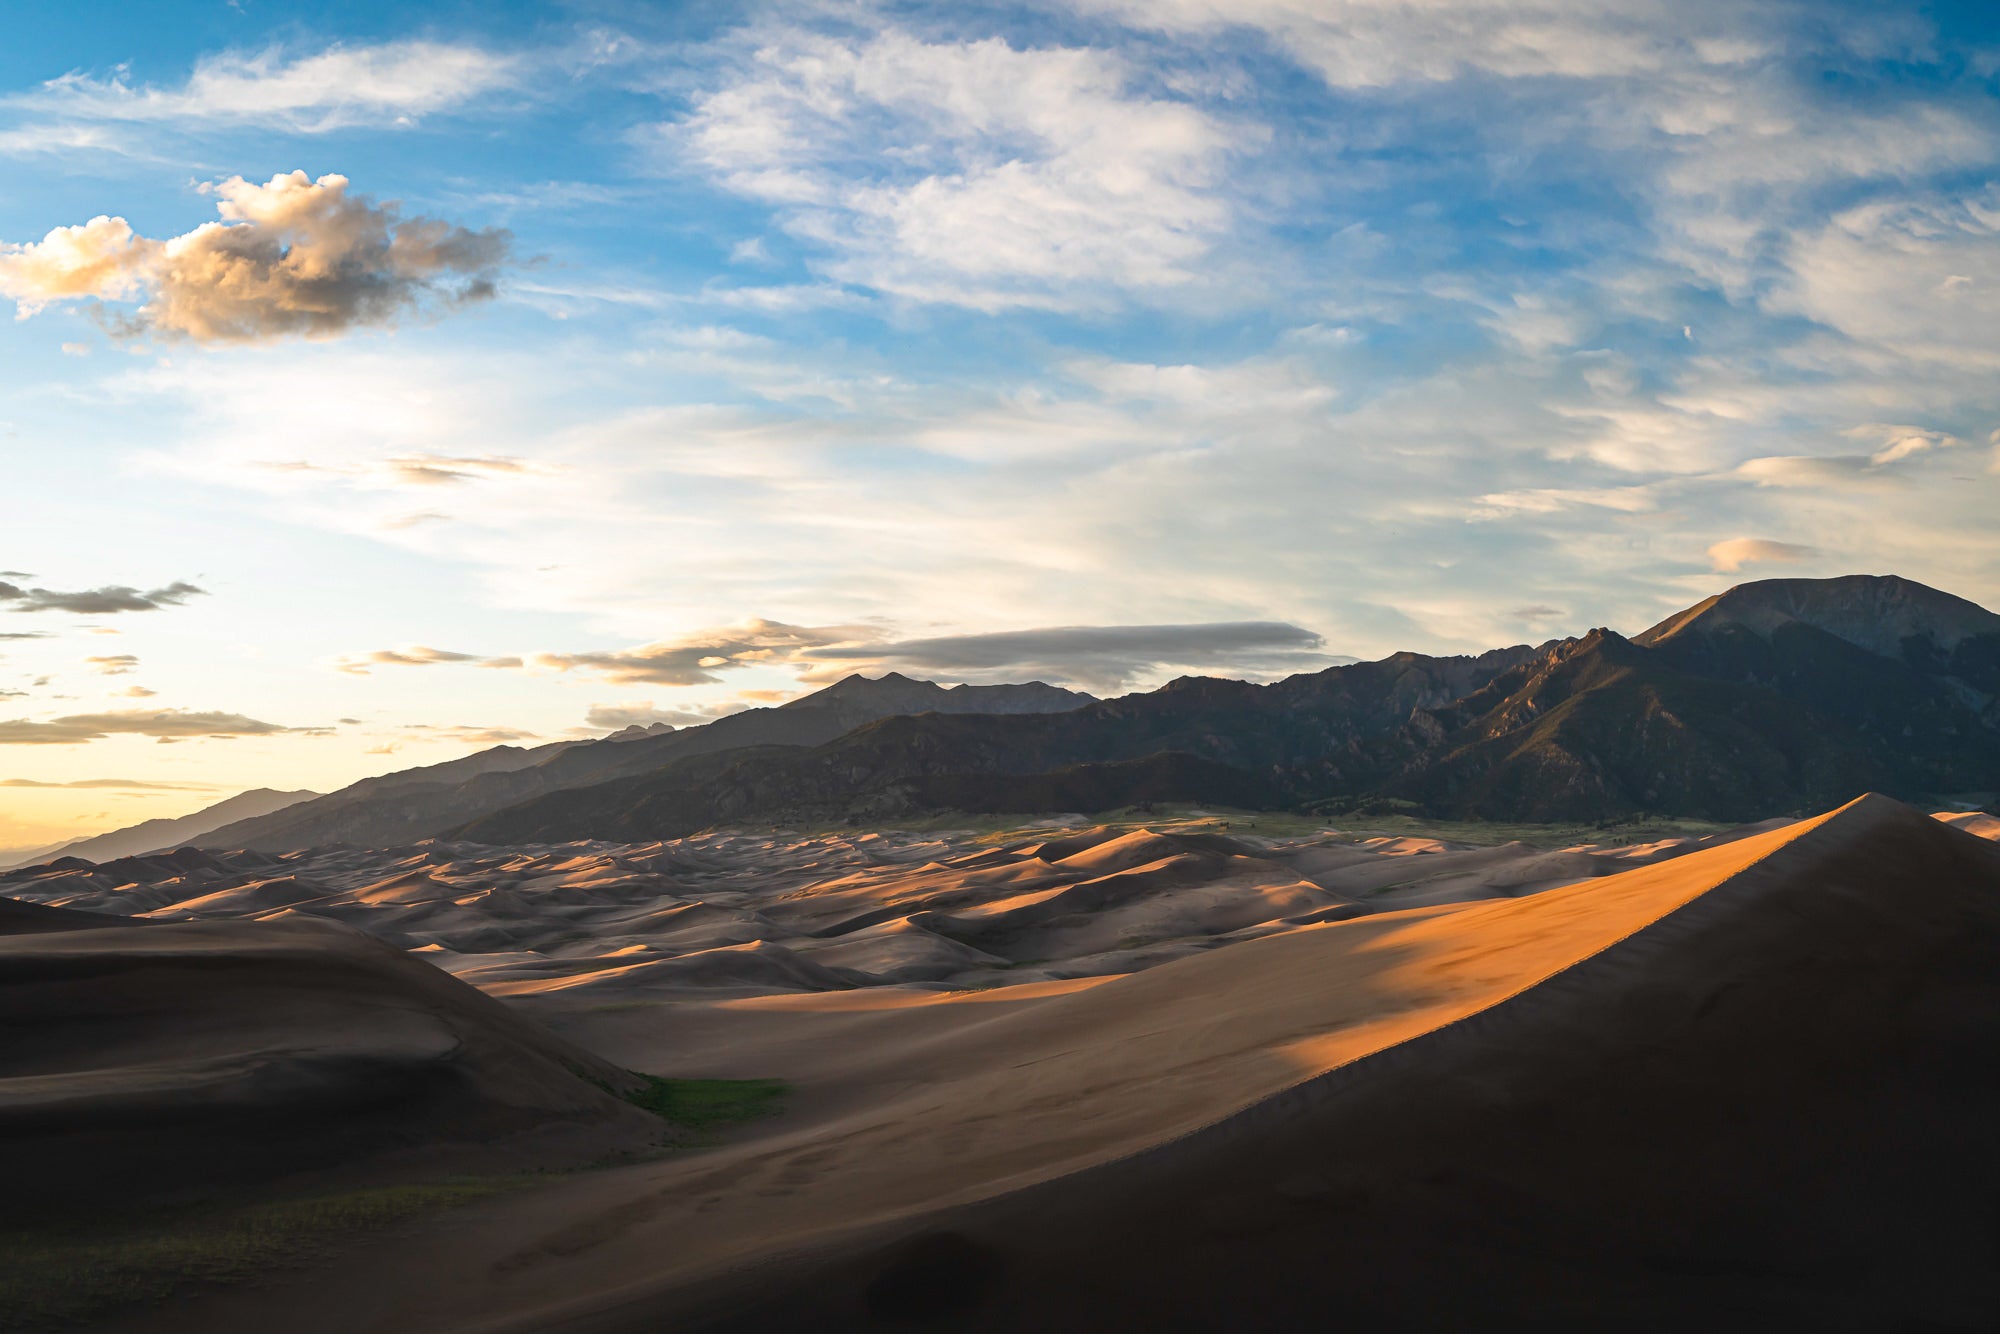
[452,646,1545,842]
[197,677,1093,853]
[1376,576,2000,820]
[454,576,2000,840]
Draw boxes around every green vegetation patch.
[0,1177,531,1331]
[621,1075,789,1131]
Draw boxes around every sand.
[75,795,2000,1333]
[0,817,1844,1011]
[0,912,665,1219]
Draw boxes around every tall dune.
[168,793,1990,1334]
[0,912,664,1218]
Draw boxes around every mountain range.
[0,788,317,870]
[101,572,1987,856]
[197,677,1094,852]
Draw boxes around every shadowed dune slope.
[461,794,2000,1334]
[0,912,663,1218]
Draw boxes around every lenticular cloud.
[0,171,509,342]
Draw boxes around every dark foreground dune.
[108,794,2000,1334]
[0,910,663,1218]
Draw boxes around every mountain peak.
[785,672,943,707]
[784,673,1095,714]
[1636,573,2000,659]
[601,721,676,742]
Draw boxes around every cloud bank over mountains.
[333,620,1340,695]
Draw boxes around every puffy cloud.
[0,709,290,744]
[0,580,204,614]
[669,27,1246,309]
[1706,538,1821,573]
[0,215,152,312]
[0,171,510,342]
[797,621,1339,691]
[83,654,138,675]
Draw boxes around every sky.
[3,0,2000,851]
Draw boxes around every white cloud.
[665,26,1250,309]
[1706,537,1820,572]
[1471,485,1661,519]
[1067,0,1788,88]
[12,41,519,133]
[1771,190,2000,371]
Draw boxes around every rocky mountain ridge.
[452,575,2000,840]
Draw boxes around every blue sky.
[3,0,1999,847]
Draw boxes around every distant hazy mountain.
[452,575,2000,840]
[5,788,319,869]
[198,674,1095,852]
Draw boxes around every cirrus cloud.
[331,644,511,675]
[0,777,221,790]
[667,26,1248,309]
[8,41,521,134]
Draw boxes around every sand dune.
[0,911,664,1221]
[1,817,1851,1010]
[90,795,2000,1333]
